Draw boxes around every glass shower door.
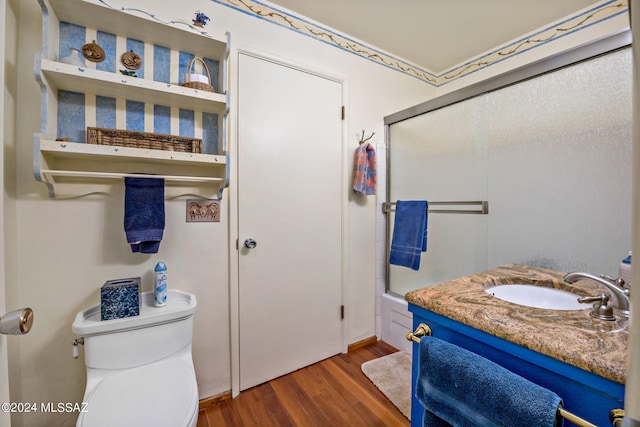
[387,96,489,297]
[386,48,632,297]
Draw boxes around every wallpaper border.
[211,0,629,86]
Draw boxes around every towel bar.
[41,169,224,182]
[405,324,622,427]
[557,408,597,427]
[383,200,489,214]
[406,323,432,343]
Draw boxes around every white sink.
[485,284,586,310]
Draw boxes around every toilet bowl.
[72,289,198,427]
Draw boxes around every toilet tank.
[72,290,197,370]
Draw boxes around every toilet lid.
[78,358,198,427]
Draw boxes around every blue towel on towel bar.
[124,177,165,254]
[417,336,563,427]
[389,200,428,270]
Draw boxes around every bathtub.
[380,293,413,353]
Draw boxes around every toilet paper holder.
[0,308,34,335]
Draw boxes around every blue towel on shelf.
[389,200,428,270]
[124,177,165,254]
[417,336,563,427]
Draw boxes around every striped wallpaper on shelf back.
[56,22,220,155]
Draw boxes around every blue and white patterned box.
[100,277,141,321]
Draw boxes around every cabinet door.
[237,53,344,390]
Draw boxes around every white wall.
[627,2,640,422]
[9,1,631,425]
[0,0,8,422]
[1,1,19,426]
[8,1,432,426]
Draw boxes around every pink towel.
[353,142,377,195]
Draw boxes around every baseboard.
[199,391,232,410]
[347,335,378,352]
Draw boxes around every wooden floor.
[197,340,410,427]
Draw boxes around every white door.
[237,53,344,390]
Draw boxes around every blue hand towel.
[417,336,563,427]
[389,200,428,270]
[124,177,165,254]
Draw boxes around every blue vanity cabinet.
[408,303,625,427]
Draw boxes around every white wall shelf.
[44,0,227,60]
[40,139,226,165]
[35,139,227,198]
[39,59,227,115]
[35,0,230,199]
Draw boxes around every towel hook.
[358,130,375,145]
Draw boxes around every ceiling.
[263,0,602,73]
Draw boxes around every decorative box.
[100,277,141,321]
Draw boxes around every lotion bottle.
[618,251,632,288]
[154,262,168,307]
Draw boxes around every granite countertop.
[404,264,628,384]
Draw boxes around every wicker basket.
[181,57,215,92]
[87,127,202,153]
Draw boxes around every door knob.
[0,308,34,335]
[244,238,257,249]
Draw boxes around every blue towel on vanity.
[389,200,428,270]
[124,177,165,254]
[417,336,563,427]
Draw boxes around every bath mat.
[361,351,412,420]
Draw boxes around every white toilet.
[72,289,199,427]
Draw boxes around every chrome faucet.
[564,272,630,317]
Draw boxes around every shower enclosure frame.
[383,30,632,297]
